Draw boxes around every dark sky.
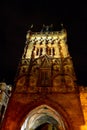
[0,1,87,86]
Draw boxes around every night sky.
[0,1,87,86]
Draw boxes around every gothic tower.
[1,25,84,130]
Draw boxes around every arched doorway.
[21,105,69,130]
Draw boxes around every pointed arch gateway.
[21,105,70,130]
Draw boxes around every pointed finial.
[30,24,33,29]
[43,24,45,28]
[41,24,45,32]
[61,23,63,28]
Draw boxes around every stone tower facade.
[1,25,86,130]
[0,83,12,126]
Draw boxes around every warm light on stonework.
[80,125,87,130]
[79,87,87,130]
[25,29,68,59]
[1,25,87,130]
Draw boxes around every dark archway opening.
[21,105,69,130]
[35,123,58,130]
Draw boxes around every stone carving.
[15,27,77,93]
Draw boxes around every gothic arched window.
[38,69,51,87]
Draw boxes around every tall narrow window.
[53,47,55,55]
[40,48,43,56]
[39,69,51,87]
[36,48,39,55]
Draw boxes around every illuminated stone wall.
[15,28,76,94]
[80,87,87,130]
[0,83,12,125]
[1,26,87,130]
